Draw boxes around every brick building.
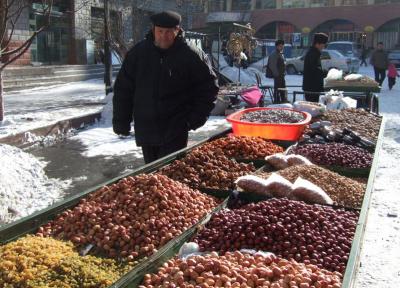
[192,0,400,49]
[5,0,202,66]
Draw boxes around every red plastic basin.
[226,107,312,141]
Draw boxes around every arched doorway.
[311,19,363,46]
[256,21,300,44]
[375,18,400,49]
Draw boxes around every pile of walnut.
[199,135,284,159]
[139,251,342,288]
[38,174,220,261]
[160,149,255,190]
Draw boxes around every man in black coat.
[113,11,219,164]
[267,39,287,103]
[302,33,329,102]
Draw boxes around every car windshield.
[328,50,346,58]
[327,43,353,55]
[389,52,400,58]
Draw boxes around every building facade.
[5,0,201,66]
[193,0,400,49]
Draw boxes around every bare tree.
[0,0,53,121]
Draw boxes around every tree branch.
[0,0,53,69]
[0,0,10,46]
[2,0,30,50]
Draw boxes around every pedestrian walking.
[302,33,329,102]
[360,46,368,67]
[113,11,219,164]
[370,42,389,86]
[267,40,287,103]
[388,62,399,90]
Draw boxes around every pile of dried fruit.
[194,199,359,273]
[318,109,381,141]
[39,174,220,261]
[0,235,131,288]
[289,143,373,168]
[199,135,284,159]
[241,109,305,124]
[256,165,366,208]
[139,251,342,288]
[160,149,255,190]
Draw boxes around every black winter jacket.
[113,31,219,146]
[302,46,325,92]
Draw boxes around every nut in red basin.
[227,107,312,141]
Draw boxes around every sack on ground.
[290,177,333,205]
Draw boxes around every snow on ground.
[354,66,400,288]
[0,79,106,137]
[0,144,70,225]
[71,92,229,158]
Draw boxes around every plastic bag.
[293,101,326,117]
[240,249,275,258]
[263,173,293,198]
[325,68,343,81]
[266,153,313,169]
[344,74,363,81]
[286,155,313,166]
[265,153,288,170]
[266,103,294,109]
[335,97,357,109]
[290,177,333,205]
[235,175,273,197]
[319,90,344,107]
[178,242,201,259]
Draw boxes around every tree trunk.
[0,70,4,122]
[104,0,113,95]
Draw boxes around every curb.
[0,112,102,149]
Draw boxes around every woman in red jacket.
[388,62,399,90]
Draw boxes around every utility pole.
[104,0,113,95]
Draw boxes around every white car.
[326,41,359,58]
[285,49,360,75]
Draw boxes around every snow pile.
[0,144,69,225]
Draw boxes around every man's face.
[153,26,180,49]
[378,44,383,50]
[315,43,326,51]
[277,44,284,52]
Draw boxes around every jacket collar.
[146,29,186,54]
[310,46,321,55]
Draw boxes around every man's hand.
[113,125,130,137]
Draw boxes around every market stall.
[0,106,384,288]
[324,73,380,113]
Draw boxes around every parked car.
[326,41,359,58]
[285,49,360,75]
[388,50,400,68]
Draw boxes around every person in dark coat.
[370,42,389,86]
[360,46,368,67]
[113,11,219,164]
[267,39,287,103]
[302,33,329,102]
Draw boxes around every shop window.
[232,0,251,11]
[256,0,276,9]
[282,0,306,8]
[208,0,226,12]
